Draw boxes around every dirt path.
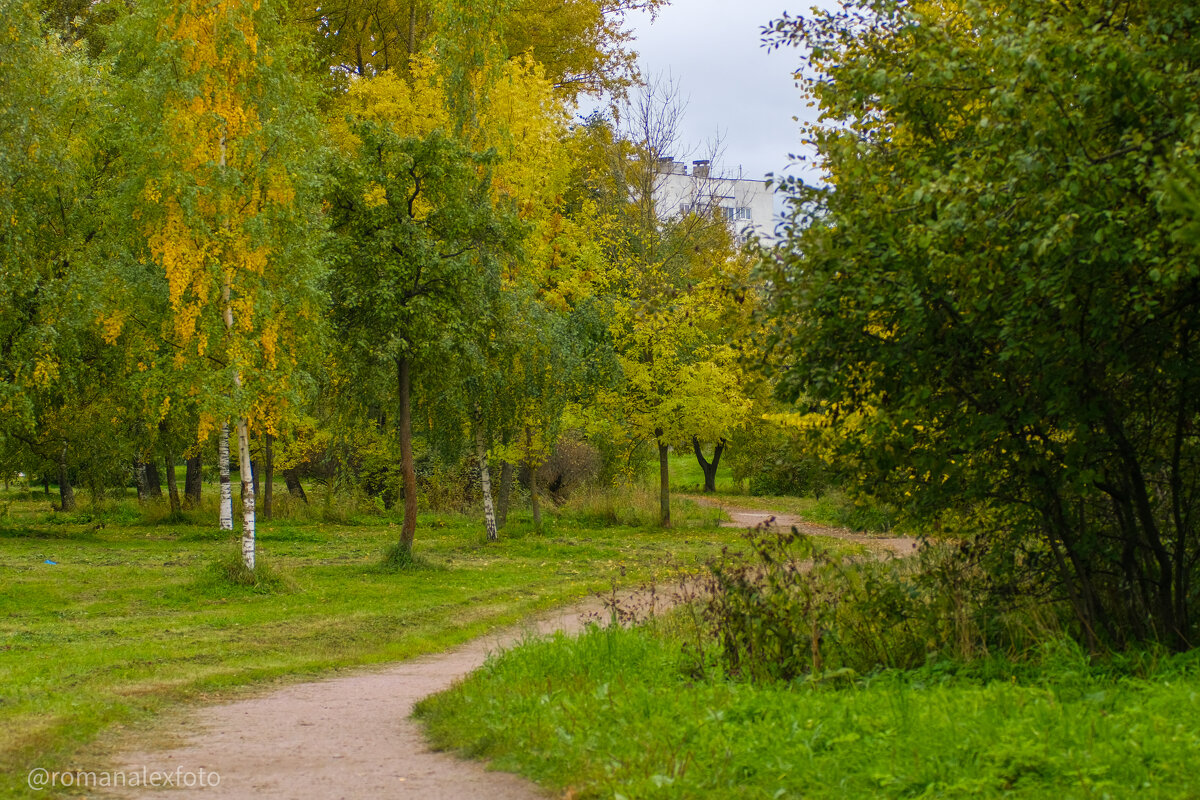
[103,599,631,800]
[101,500,913,800]
[690,495,918,558]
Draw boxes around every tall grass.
[563,484,726,529]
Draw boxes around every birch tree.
[111,0,323,567]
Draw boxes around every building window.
[736,206,752,220]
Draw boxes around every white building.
[652,157,775,244]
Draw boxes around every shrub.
[698,525,1069,681]
[726,419,835,497]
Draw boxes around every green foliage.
[418,622,1200,800]
[726,418,834,497]
[699,527,1066,682]
[766,0,1200,649]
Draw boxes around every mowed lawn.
[0,486,736,800]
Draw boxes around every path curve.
[102,500,914,799]
[689,495,918,558]
[104,598,631,800]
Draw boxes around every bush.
[726,419,834,497]
[697,525,1068,681]
[529,432,601,503]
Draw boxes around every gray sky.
[621,1,820,184]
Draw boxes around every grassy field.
[418,621,1200,800]
[0,484,737,800]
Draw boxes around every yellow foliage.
[331,57,450,150]
[363,182,388,208]
[31,358,58,388]
[98,309,127,344]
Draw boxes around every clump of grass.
[207,546,295,594]
[377,541,432,572]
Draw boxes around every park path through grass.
[92,497,898,800]
[99,597,622,800]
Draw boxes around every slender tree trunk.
[58,448,75,512]
[237,417,255,570]
[656,428,670,527]
[475,410,498,542]
[692,435,725,493]
[44,473,50,497]
[497,460,513,529]
[144,461,163,498]
[526,425,541,532]
[263,433,273,522]
[165,456,181,513]
[397,356,417,552]
[135,461,148,502]
[216,126,248,568]
[219,424,233,531]
[284,469,308,502]
[184,455,202,508]
[250,456,259,506]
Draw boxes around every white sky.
[619,0,826,185]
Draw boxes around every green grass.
[417,622,1200,800]
[667,451,741,495]
[0,486,742,800]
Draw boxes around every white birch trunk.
[237,417,255,569]
[218,126,254,569]
[475,417,497,542]
[218,424,233,531]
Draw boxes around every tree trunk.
[218,424,233,531]
[144,461,163,498]
[58,448,75,512]
[284,469,308,503]
[397,356,417,553]
[184,455,202,508]
[525,425,542,531]
[475,411,498,542]
[134,461,148,502]
[656,428,670,527]
[237,417,255,570]
[692,435,725,493]
[263,433,273,522]
[165,455,181,513]
[497,460,513,529]
[250,456,259,506]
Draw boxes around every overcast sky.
[619,1,821,184]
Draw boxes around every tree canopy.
[765,0,1200,649]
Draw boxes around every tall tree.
[0,0,120,507]
[326,65,513,555]
[111,0,324,567]
[765,0,1200,649]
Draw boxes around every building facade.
[652,157,775,244]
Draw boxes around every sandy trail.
[103,594,653,800]
[694,496,917,558]
[104,505,915,800]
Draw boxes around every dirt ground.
[703,499,917,558]
[102,504,917,799]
